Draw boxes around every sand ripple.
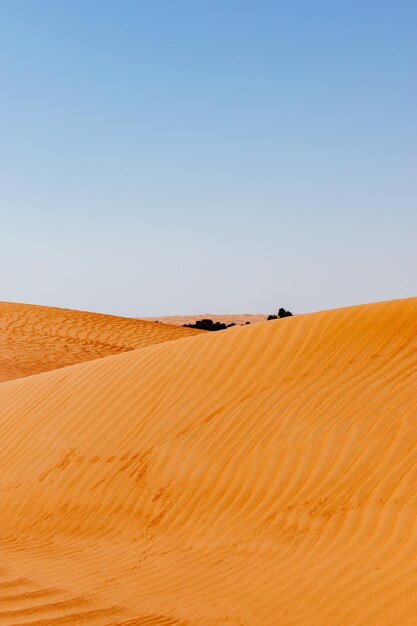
[1,298,416,624]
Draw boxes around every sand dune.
[1,297,417,624]
[142,313,267,326]
[0,302,202,382]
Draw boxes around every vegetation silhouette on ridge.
[183,319,236,331]
[183,308,293,331]
[267,307,293,320]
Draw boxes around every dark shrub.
[183,318,236,331]
[267,308,293,320]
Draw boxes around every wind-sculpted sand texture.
[1,297,417,624]
[0,302,203,382]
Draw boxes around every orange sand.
[0,302,202,382]
[1,298,417,624]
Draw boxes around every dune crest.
[1,298,417,624]
[0,301,203,382]
[142,313,268,326]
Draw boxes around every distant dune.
[0,302,202,382]
[143,313,268,325]
[1,297,417,624]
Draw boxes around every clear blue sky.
[1,0,416,316]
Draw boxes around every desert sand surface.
[0,302,202,382]
[142,313,268,326]
[1,297,417,624]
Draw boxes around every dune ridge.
[1,298,417,623]
[142,314,267,326]
[0,302,203,382]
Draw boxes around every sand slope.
[0,302,202,382]
[1,298,417,624]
